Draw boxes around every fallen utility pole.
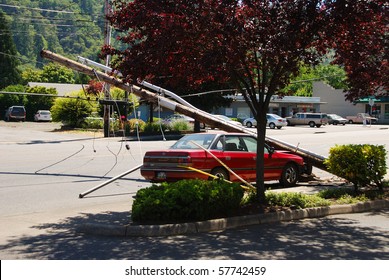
[40,49,327,171]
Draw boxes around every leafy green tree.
[282,64,347,96]
[51,93,94,127]
[39,63,75,83]
[25,86,57,121]
[21,63,76,84]
[34,34,48,68]
[0,10,21,88]
[21,68,43,83]
[0,85,27,115]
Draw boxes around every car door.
[209,135,256,181]
[239,137,286,181]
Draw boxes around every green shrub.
[324,144,387,191]
[335,194,369,204]
[168,120,191,131]
[143,121,169,133]
[126,118,146,133]
[265,192,330,209]
[51,96,94,127]
[317,188,355,199]
[81,117,103,129]
[131,179,244,223]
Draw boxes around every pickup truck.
[346,113,377,124]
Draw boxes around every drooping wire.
[90,69,129,176]
[132,97,143,163]
[35,145,85,174]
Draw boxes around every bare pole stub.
[40,49,328,171]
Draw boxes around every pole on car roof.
[40,49,328,172]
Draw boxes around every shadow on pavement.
[0,210,388,260]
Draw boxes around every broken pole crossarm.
[40,49,328,172]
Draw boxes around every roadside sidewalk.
[77,199,389,237]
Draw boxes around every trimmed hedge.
[131,179,244,223]
[324,144,387,191]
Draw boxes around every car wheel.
[280,163,299,187]
[246,122,253,128]
[269,122,276,129]
[309,121,315,127]
[276,126,282,129]
[348,120,353,124]
[210,167,230,181]
[315,124,321,128]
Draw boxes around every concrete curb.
[77,199,389,237]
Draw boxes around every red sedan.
[141,132,305,187]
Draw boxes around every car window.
[171,134,215,150]
[224,136,241,151]
[239,136,257,153]
[12,107,25,113]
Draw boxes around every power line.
[0,3,104,17]
[11,15,99,24]
[0,51,46,66]
[0,91,97,101]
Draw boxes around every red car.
[141,132,305,187]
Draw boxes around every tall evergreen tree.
[0,10,21,89]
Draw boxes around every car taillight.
[177,156,192,164]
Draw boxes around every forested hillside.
[0,0,107,70]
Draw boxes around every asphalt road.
[0,121,388,260]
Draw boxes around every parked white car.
[243,114,287,129]
[208,115,242,129]
[34,110,52,122]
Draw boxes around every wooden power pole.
[103,0,112,137]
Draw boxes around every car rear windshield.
[171,134,216,150]
[12,107,25,114]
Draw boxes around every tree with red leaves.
[325,0,388,101]
[86,80,104,96]
[103,0,387,202]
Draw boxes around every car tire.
[348,120,353,124]
[309,121,316,127]
[315,124,321,128]
[246,122,253,128]
[280,163,299,187]
[276,126,282,129]
[269,122,276,129]
[210,167,230,181]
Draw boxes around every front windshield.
[171,134,216,150]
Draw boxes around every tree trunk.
[255,112,267,203]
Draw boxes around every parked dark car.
[327,114,347,125]
[4,106,26,122]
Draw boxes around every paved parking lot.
[0,121,388,259]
